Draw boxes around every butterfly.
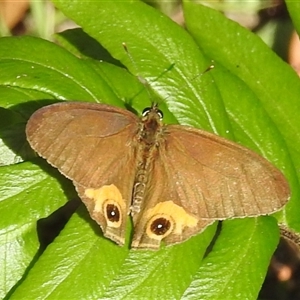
[26,101,290,249]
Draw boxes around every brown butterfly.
[26,101,290,249]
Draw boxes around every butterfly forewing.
[26,102,140,245]
[164,125,289,218]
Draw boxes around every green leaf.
[53,0,230,135]
[54,28,122,65]
[0,161,73,299]
[9,211,216,299]
[183,217,279,300]
[0,36,126,105]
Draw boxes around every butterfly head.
[139,104,164,145]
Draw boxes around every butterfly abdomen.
[131,166,147,215]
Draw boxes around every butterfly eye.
[105,204,120,223]
[157,110,163,120]
[142,107,151,117]
[150,217,171,235]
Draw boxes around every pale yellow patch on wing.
[145,201,198,235]
[84,184,126,228]
[85,184,126,212]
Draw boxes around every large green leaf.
[0,161,74,299]
[182,217,279,300]
[0,1,298,299]
[9,208,216,299]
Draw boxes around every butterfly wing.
[26,102,140,245]
[132,125,290,249]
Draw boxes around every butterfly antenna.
[122,43,173,108]
[122,43,148,87]
[191,63,215,81]
[122,43,213,110]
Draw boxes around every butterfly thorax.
[131,106,165,215]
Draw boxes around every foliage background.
[0,1,299,299]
